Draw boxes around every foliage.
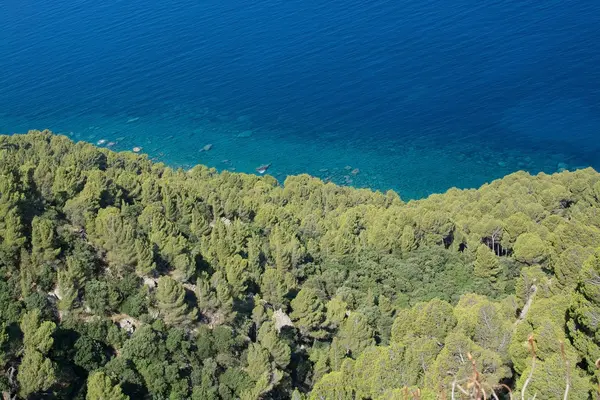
[0,131,599,398]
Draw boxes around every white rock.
[273,309,294,332]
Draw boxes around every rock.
[273,309,294,332]
[200,144,213,152]
[143,277,158,289]
[221,217,232,226]
[319,168,329,173]
[344,165,352,170]
[557,162,568,171]
[497,161,507,167]
[132,146,142,153]
[351,168,360,175]
[96,139,107,145]
[117,317,136,334]
[127,117,140,123]
[106,142,116,148]
[50,285,63,300]
[256,164,271,174]
[236,130,253,138]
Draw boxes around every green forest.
[1,130,600,399]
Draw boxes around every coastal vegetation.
[1,130,600,398]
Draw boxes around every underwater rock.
[351,168,360,175]
[557,162,568,171]
[132,146,142,153]
[236,130,253,138]
[127,117,140,123]
[96,139,107,145]
[200,144,213,152]
[497,161,507,167]
[106,142,116,148]
[256,163,271,174]
[344,165,352,170]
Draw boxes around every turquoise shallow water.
[1,0,599,199]
[1,109,591,199]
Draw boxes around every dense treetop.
[1,130,600,399]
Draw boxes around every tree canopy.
[0,130,599,398]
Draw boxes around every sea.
[1,0,599,199]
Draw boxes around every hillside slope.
[0,131,599,399]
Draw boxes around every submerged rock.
[236,130,253,138]
[256,163,271,174]
[132,146,142,153]
[200,143,213,152]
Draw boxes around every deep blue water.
[1,0,599,199]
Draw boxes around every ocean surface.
[1,0,599,199]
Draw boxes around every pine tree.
[290,287,326,339]
[18,351,56,398]
[567,249,600,371]
[257,322,291,369]
[225,254,248,298]
[246,343,270,381]
[473,244,502,282]
[336,312,374,359]
[513,232,548,265]
[156,276,197,326]
[56,269,78,311]
[86,371,129,400]
[31,216,60,264]
[135,239,155,276]
[21,309,55,355]
[18,309,57,397]
[400,225,417,255]
[92,207,137,269]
